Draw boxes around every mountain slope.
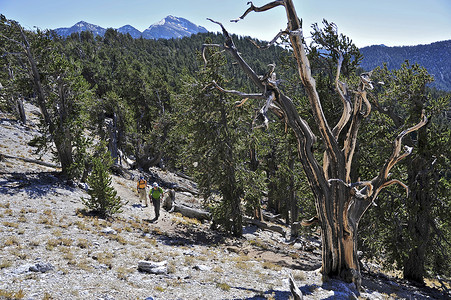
[142,15,208,39]
[53,21,106,37]
[360,40,451,91]
[0,102,445,300]
[53,16,208,40]
[117,25,142,39]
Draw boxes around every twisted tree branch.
[230,1,286,23]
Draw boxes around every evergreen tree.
[359,62,451,282]
[0,16,94,179]
[82,143,124,218]
[176,43,247,236]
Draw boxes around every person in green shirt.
[149,182,164,220]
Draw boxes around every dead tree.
[203,0,427,289]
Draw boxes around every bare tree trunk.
[16,23,73,177]
[288,152,299,237]
[205,0,427,288]
[403,119,431,284]
[16,97,26,124]
[106,115,118,164]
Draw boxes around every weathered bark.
[403,104,431,284]
[136,146,163,171]
[289,273,303,300]
[173,203,211,221]
[244,216,286,236]
[162,189,175,211]
[106,115,119,164]
[16,98,26,124]
[12,22,74,176]
[288,151,299,237]
[205,0,427,289]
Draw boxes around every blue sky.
[2,0,450,47]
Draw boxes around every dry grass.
[4,236,20,247]
[216,282,231,291]
[173,213,201,226]
[61,237,72,246]
[262,261,282,271]
[46,238,62,250]
[154,286,165,292]
[0,288,25,299]
[0,202,10,209]
[183,256,195,266]
[0,259,12,269]
[96,251,114,269]
[77,259,92,271]
[2,221,19,228]
[115,266,134,280]
[76,238,90,248]
[292,270,306,281]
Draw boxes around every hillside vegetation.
[1,12,450,299]
[360,40,451,91]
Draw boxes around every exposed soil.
[0,102,448,299]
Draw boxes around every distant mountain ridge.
[360,40,451,91]
[54,21,106,37]
[53,18,450,91]
[53,16,208,40]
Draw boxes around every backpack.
[138,179,146,189]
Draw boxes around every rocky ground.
[0,102,449,299]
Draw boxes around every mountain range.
[359,40,451,91]
[52,17,450,91]
[53,15,208,40]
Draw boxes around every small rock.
[29,262,54,273]
[193,265,211,271]
[13,263,35,274]
[138,260,168,274]
[101,227,117,235]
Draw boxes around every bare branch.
[212,81,265,99]
[328,178,374,198]
[231,1,285,23]
[342,72,377,182]
[333,52,352,138]
[375,179,409,199]
[207,19,265,91]
[208,13,326,194]
[360,90,372,118]
[281,3,340,165]
[201,44,224,65]
[381,112,428,180]
[248,30,289,49]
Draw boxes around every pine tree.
[82,143,124,218]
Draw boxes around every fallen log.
[289,273,303,300]
[1,154,59,169]
[243,216,287,236]
[110,163,134,180]
[173,203,211,221]
[262,211,284,224]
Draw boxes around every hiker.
[149,182,164,220]
[137,176,148,206]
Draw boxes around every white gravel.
[0,102,444,299]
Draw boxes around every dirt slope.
[0,102,447,299]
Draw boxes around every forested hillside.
[1,12,450,295]
[360,40,451,91]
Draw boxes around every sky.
[1,0,450,47]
